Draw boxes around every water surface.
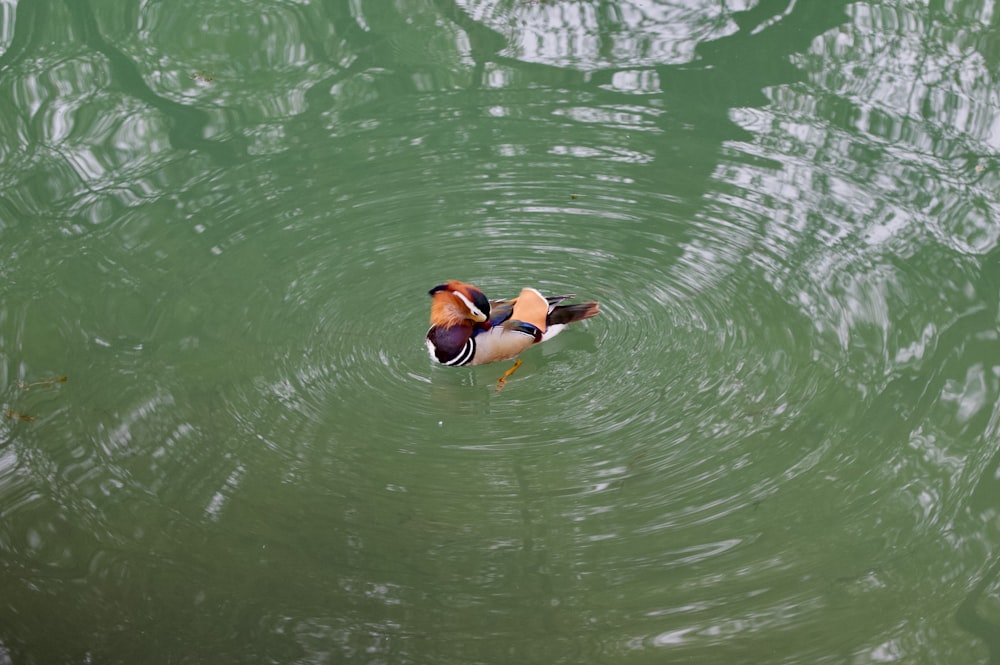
[1,0,999,663]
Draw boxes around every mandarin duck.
[426,280,600,367]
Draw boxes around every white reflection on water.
[464,0,741,69]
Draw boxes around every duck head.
[428,280,490,326]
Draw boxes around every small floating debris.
[191,70,215,83]
[5,409,37,422]
[18,376,68,391]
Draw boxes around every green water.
[2,0,999,662]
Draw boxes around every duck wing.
[486,298,515,327]
[487,293,575,325]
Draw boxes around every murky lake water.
[1,1,999,663]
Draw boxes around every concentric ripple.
[176,87,852,528]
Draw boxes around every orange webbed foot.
[495,359,523,392]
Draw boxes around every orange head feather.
[428,281,490,326]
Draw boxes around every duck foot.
[495,359,523,392]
